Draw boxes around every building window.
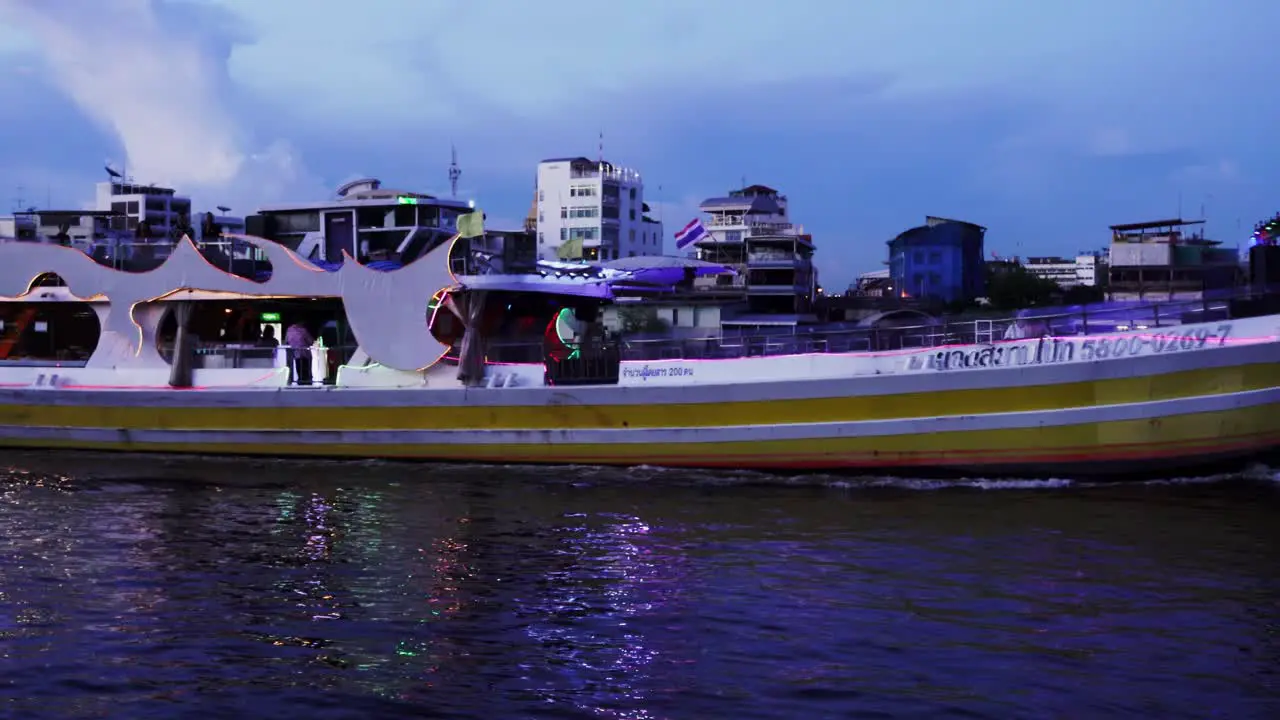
[560,227,568,241]
[560,207,567,219]
[538,232,544,244]
[629,188,636,200]
[913,251,924,264]
[629,229,636,242]
[538,212,544,222]
[538,190,545,201]
[629,209,636,221]
[569,206,598,219]
[928,251,941,263]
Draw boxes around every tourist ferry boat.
[0,204,1277,478]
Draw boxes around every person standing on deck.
[285,320,314,386]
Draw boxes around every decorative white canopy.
[0,233,454,372]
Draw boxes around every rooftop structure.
[244,178,473,269]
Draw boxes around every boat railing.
[619,298,1234,360]
[168,341,360,385]
[471,294,1269,365]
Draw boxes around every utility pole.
[448,145,461,199]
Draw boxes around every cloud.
[0,0,326,211]
[1174,159,1241,185]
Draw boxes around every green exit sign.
[260,312,281,322]
[396,196,419,204]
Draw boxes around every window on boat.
[0,302,100,366]
[154,299,358,383]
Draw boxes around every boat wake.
[586,462,1280,491]
[0,450,1275,491]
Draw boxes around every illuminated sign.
[396,196,419,205]
[260,312,281,322]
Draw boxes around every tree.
[985,264,1059,310]
[616,306,669,334]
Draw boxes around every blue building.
[887,216,986,303]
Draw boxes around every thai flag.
[674,218,708,249]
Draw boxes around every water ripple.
[0,453,1277,719]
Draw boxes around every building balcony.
[705,217,794,233]
[745,222,796,237]
[570,166,641,183]
[747,251,808,267]
[747,282,808,296]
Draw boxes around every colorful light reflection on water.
[0,457,1276,719]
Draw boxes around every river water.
[0,452,1277,719]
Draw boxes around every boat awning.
[454,273,614,299]
[721,314,815,327]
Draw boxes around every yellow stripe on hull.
[0,362,1274,432]
[2,403,1275,472]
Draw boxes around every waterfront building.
[1023,254,1104,288]
[534,157,664,262]
[689,184,817,319]
[887,216,986,304]
[243,178,474,266]
[1107,218,1240,300]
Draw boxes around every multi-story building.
[887,216,986,304]
[243,177,472,266]
[534,157,664,262]
[1024,253,1104,288]
[3,178,242,246]
[0,214,34,240]
[689,184,817,315]
[95,180,195,237]
[852,268,893,297]
[1107,218,1240,299]
[1,209,118,246]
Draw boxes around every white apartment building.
[534,157,664,262]
[1,179,243,254]
[93,179,245,240]
[1023,254,1103,287]
[95,180,192,236]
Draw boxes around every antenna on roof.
[598,130,603,164]
[448,144,461,199]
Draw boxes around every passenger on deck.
[1003,310,1049,340]
[258,325,279,347]
[285,321,314,386]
